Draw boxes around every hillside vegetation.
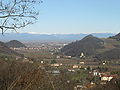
[5,40,26,48]
[0,41,23,57]
[89,78,120,90]
[61,35,104,57]
[61,33,120,60]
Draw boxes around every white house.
[93,70,101,76]
[80,52,85,58]
[80,62,85,65]
[51,63,62,67]
[101,75,116,81]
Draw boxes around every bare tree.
[0,0,42,34]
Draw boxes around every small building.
[15,56,21,60]
[51,63,62,67]
[80,52,85,58]
[93,70,101,76]
[41,61,44,64]
[29,61,34,63]
[80,62,85,65]
[101,75,117,82]
[68,69,75,72]
[73,65,81,69]
[64,56,72,59]
[56,56,60,59]
[51,70,60,75]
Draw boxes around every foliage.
[5,40,26,48]
[51,59,57,64]
[95,48,120,60]
[0,59,76,90]
[61,35,104,57]
[88,78,120,90]
[0,41,23,56]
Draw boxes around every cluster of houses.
[74,70,118,90]
[56,52,85,59]
[49,61,118,90]
[10,47,48,51]
[92,70,118,83]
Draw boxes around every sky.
[20,0,120,34]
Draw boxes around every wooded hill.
[5,40,26,48]
[61,33,120,60]
[0,41,23,57]
[61,35,104,57]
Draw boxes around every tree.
[51,59,57,64]
[0,0,43,34]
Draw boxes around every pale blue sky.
[21,0,120,34]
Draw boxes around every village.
[10,43,120,90]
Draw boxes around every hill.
[5,40,26,48]
[110,33,120,41]
[61,35,104,57]
[94,33,120,60]
[0,41,23,56]
[95,48,120,60]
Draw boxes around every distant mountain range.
[0,33,115,42]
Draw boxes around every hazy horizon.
[1,32,118,35]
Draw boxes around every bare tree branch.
[0,0,42,34]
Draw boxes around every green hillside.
[61,33,120,60]
[61,35,104,57]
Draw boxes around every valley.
[0,33,120,90]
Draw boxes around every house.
[41,61,44,64]
[68,69,75,72]
[51,63,62,67]
[64,56,72,59]
[74,85,85,90]
[15,56,21,60]
[80,52,85,58]
[72,65,81,69]
[80,62,85,65]
[93,70,101,76]
[56,56,60,59]
[74,85,84,90]
[101,75,117,82]
[51,70,60,75]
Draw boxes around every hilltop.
[61,33,120,60]
[0,41,23,56]
[61,35,104,57]
[5,40,26,48]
